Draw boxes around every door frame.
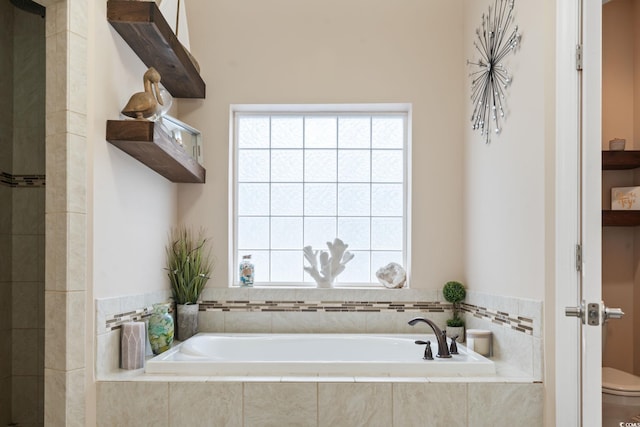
[581,0,603,423]
[555,0,602,425]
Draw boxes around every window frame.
[229,104,412,288]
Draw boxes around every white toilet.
[602,325,640,423]
[602,367,640,407]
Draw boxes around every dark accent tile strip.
[103,299,536,336]
[102,304,174,332]
[461,302,534,335]
[198,300,452,314]
[0,170,46,187]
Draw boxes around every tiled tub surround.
[96,289,543,426]
[96,288,542,378]
[96,290,172,375]
[462,290,544,380]
[97,380,543,427]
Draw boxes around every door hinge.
[575,244,582,272]
[576,44,583,70]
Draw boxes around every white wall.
[463,0,548,301]
[89,1,178,300]
[158,0,191,50]
[179,0,465,289]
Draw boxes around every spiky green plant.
[166,227,214,304]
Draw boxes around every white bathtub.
[145,333,495,377]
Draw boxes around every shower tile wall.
[0,4,46,425]
[0,0,14,423]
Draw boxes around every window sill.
[230,284,391,289]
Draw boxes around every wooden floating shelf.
[602,151,640,170]
[106,120,206,183]
[602,151,640,226]
[602,210,640,227]
[107,0,205,98]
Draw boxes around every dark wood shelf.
[106,120,206,183]
[602,151,640,170]
[602,210,640,227]
[107,0,205,98]
[602,151,640,226]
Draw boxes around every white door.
[581,0,603,424]
[556,1,604,426]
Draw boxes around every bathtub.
[145,333,495,377]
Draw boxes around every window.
[232,105,410,286]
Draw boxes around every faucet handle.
[414,340,434,360]
[449,336,459,354]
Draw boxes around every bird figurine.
[121,67,164,120]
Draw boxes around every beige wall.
[90,1,178,300]
[602,0,639,375]
[85,0,561,424]
[179,0,465,289]
[458,1,555,419]
[461,2,555,421]
[634,0,640,378]
[462,0,548,301]
[603,0,635,150]
[87,0,187,422]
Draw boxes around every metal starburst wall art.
[467,0,521,144]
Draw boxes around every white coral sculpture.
[303,238,354,288]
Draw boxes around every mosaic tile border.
[102,299,535,336]
[104,305,174,333]
[461,302,534,335]
[199,300,450,313]
[0,171,46,187]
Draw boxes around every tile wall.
[0,2,46,425]
[43,0,89,424]
[0,1,14,423]
[96,380,543,427]
[96,290,172,376]
[96,287,543,379]
[463,290,544,380]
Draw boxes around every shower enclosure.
[0,0,46,424]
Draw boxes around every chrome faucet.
[408,317,452,358]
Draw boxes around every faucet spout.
[408,317,452,358]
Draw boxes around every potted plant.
[166,226,214,341]
[443,280,466,342]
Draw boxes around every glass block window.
[232,107,408,286]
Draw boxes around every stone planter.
[176,303,199,341]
